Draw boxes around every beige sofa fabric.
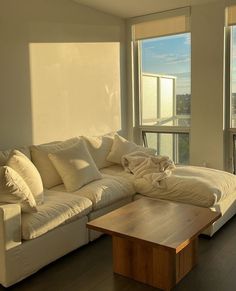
[30,138,79,189]
[48,140,102,192]
[52,174,135,210]
[100,164,135,183]
[1,216,89,287]
[21,190,92,240]
[107,134,156,164]
[82,134,114,169]
[0,204,22,251]
[7,150,44,205]
[136,166,236,208]
[0,166,37,213]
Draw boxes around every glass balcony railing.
[143,131,189,164]
[142,115,191,127]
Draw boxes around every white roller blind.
[133,7,190,41]
[227,5,236,26]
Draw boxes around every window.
[231,26,236,128]
[140,33,191,128]
[230,17,236,174]
[143,131,189,164]
[132,8,191,164]
[227,5,236,171]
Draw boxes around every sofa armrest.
[0,204,21,286]
[0,204,22,251]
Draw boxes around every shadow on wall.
[0,0,126,149]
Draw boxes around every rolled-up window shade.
[133,7,190,40]
[227,5,236,26]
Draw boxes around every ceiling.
[73,0,219,19]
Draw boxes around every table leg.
[112,236,198,290]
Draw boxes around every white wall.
[0,0,126,148]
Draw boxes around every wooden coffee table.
[87,198,220,291]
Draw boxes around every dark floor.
[2,215,236,291]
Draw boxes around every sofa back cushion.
[30,138,79,189]
[0,166,37,213]
[106,134,156,164]
[0,147,30,166]
[7,150,44,205]
[82,134,115,169]
[48,139,102,192]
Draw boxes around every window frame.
[142,130,189,164]
[134,34,191,164]
[226,25,236,172]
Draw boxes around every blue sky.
[141,33,191,94]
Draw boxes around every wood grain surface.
[87,198,221,252]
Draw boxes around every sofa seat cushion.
[21,190,92,240]
[52,175,135,211]
[100,165,135,184]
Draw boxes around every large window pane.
[144,132,189,164]
[142,75,158,123]
[140,33,191,127]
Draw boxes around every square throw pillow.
[0,147,31,167]
[48,140,102,192]
[0,166,37,213]
[106,134,156,164]
[30,137,79,189]
[82,133,115,169]
[7,150,44,205]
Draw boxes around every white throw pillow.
[106,134,156,164]
[30,138,79,189]
[82,133,115,169]
[0,147,31,167]
[0,166,37,213]
[48,140,102,192]
[7,150,44,205]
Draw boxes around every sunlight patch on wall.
[29,42,121,143]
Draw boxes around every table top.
[87,198,221,252]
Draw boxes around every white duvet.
[134,166,236,208]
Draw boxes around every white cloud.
[153,53,175,60]
[151,52,190,65]
[166,56,190,65]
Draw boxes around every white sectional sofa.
[0,133,236,287]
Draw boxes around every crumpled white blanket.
[121,151,175,188]
[121,151,236,208]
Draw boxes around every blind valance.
[132,7,190,41]
[227,5,236,26]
